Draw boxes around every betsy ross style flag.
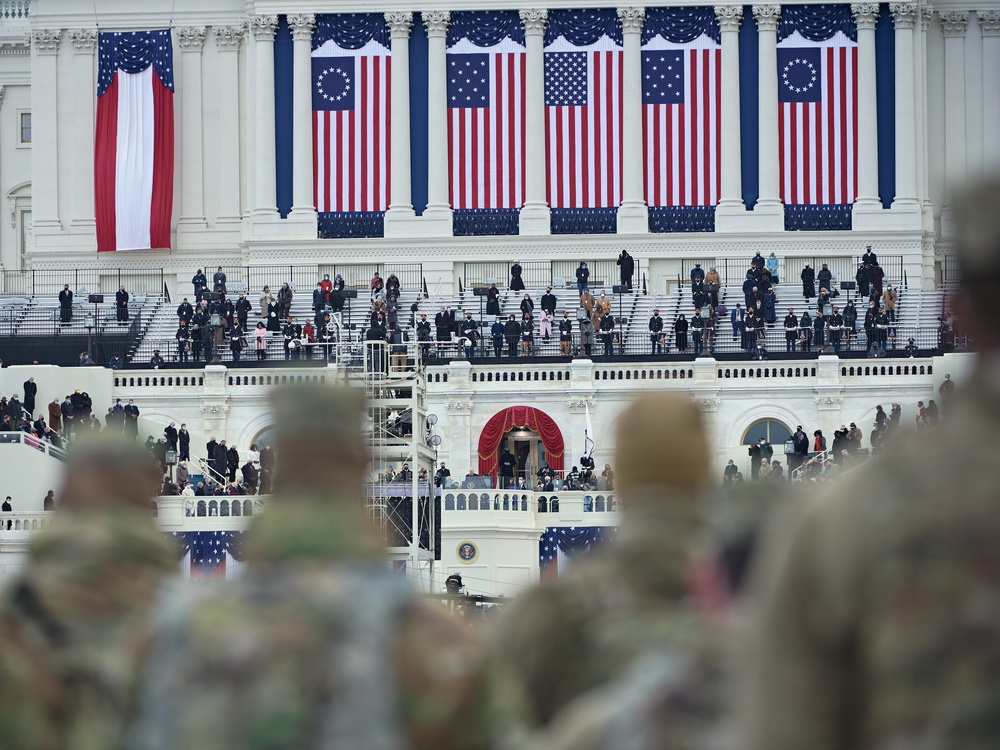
[312,14,391,214]
[95,30,175,252]
[544,9,623,209]
[539,526,618,580]
[640,8,721,208]
[173,531,245,580]
[777,5,858,206]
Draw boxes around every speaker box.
[87,294,104,303]
[343,289,359,298]
[840,281,856,290]
[473,286,489,296]
[612,285,628,294]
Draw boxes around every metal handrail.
[0,430,68,461]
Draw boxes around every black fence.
[680,255,905,289]
[0,268,167,297]
[464,260,620,290]
[190,264,424,297]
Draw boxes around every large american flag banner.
[539,526,618,580]
[642,37,720,207]
[447,17,525,209]
[777,32,857,205]
[312,15,391,213]
[544,30,623,208]
[172,531,246,581]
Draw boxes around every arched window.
[742,419,792,446]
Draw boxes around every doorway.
[501,429,547,488]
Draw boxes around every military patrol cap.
[615,392,709,496]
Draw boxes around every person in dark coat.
[213,266,227,295]
[743,272,757,308]
[266,297,281,332]
[856,263,871,298]
[813,312,826,348]
[617,249,635,288]
[235,293,252,328]
[674,314,688,352]
[178,423,191,461]
[870,263,885,296]
[115,286,130,323]
[763,289,777,325]
[510,262,525,291]
[486,284,501,316]
[227,445,240,483]
[59,284,73,323]
[503,314,520,357]
[817,263,833,293]
[192,269,207,300]
[491,317,504,357]
[801,264,816,298]
[862,245,877,266]
[22,378,36,418]
[575,262,590,297]
[213,440,229,483]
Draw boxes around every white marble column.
[519,8,551,235]
[177,27,208,230]
[851,4,880,214]
[617,6,648,234]
[981,11,1000,174]
[30,30,61,233]
[423,11,454,233]
[940,11,969,200]
[384,11,416,232]
[752,5,784,228]
[889,2,920,213]
[214,26,245,224]
[69,30,97,231]
[289,14,317,224]
[715,4,746,227]
[250,15,279,219]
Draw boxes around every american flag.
[778,39,857,205]
[539,526,618,580]
[313,42,390,212]
[544,47,623,208]
[448,48,526,209]
[173,531,245,580]
[642,44,721,207]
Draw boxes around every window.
[19,112,30,145]
[741,419,792,447]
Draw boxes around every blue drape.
[318,212,385,238]
[172,531,247,563]
[551,208,618,234]
[642,7,721,45]
[97,30,174,95]
[314,13,390,50]
[784,204,853,231]
[739,7,759,208]
[545,8,623,46]
[448,10,525,47]
[778,4,857,42]
[453,209,521,236]
[649,206,716,233]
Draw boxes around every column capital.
[214,25,246,51]
[424,10,451,37]
[752,5,781,31]
[177,26,207,51]
[617,7,646,34]
[979,9,1000,35]
[714,5,744,32]
[851,3,881,31]
[385,11,414,37]
[30,29,62,54]
[520,9,549,35]
[249,14,279,42]
[889,2,918,30]
[939,10,970,36]
[288,14,316,41]
[68,29,98,52]
[921,4,934,31]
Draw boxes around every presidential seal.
[456,540,479,564]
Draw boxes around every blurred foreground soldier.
[491,393,722,749]
[0,436,174,750]
[128,384,489,750]
[741,180,1000,750]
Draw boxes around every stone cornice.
[851,3,881,31]
[752,5,781,32]
[176,26,207,51]
[519,8,548,35]
[424,10,451,37]
[714,5,744,32]
[939,10,970,36]
[385,11,414,36]
[68,29,97,52]
[617,7,646,34]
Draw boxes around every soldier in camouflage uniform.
[741,180,1000,750]
[127,384,490,750]
[0,436,176,750]
[489,392,724,749]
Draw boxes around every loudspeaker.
[343,289,359,299]
[87,294,104,303]
[203,292,221,302]
[612,285,628,294]
[473,286,489,296]
[840,281,856,291]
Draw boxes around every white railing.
[0,430,67,461]
[441,489,620,522]
[0,1,29,21]
[0,512,52,533]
